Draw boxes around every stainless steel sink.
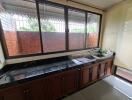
[92,52,113,60]
[74,56,96,64]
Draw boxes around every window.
[0,1,41,56]
[39,4,66,53]
[68,9,85,50]
[87,13,100,48]
[0,0,102,58]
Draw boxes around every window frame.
[86,12,102,48]
[38,2,67,53]
[68,8,86,50]
[114,66,132,83]
[0,0,102,59]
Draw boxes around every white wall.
[6,49,96,64]
[102,0,132,70]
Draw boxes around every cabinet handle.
[24,89,31,100]
[24,89,29,93]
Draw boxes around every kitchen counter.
[0,56,114,89]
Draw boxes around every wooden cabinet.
[0,58,114,100]
[92,64,99,81]
[0,79,44,100]
[22,79,44,100]
[42,73,62,100]
[0,69,79,100]
[41,68,79,100]
[62,69,78,95]
[80,59,112,88]
[80,65,90,88]
[99,59,113,79]
[0,85,25,100]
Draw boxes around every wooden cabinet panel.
[41,78,49,100]
[80,65,90,87]
[22,79,44,100]
[92,64,99,81]
[42,69,79,100]
[1,86,25,100]
[0,69,78,100]
[0,79,44,100]
[63,69,79,95]
[0,78,58,100]
[99,59,113,78]
[0,91,4,100]
[106,60,113,75]
[99,62,106,78]
[46,74,62,100]
[0,97,4,100]
[0,96,4,100]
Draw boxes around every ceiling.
[70,0,124,10]
[0,0,36,8]
[0,0,124,11]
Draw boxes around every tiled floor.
[63,76,132,100]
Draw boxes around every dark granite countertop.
[0,60,83,88]
[0,56,114,89]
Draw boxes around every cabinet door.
[80,65,90,88]
[0,91,4,100]
[48,74,62,100]
[22,79,44,100]
[42,74,62,100]
[63,69,79,95]
[92,64,99,81]
[99,62,106,78]
[1,86,25,100]
[0,97,4,100]
[106,59,113,75]
[41,78,49,100]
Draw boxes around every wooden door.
[0,97,4,100]
[42,73,62,100]
[62,69,79,95]
[92,64,99,81]
[48,74,62,100]
[1,85,25,100]
[22,79,44,100]
[80,65,90,88]
[106,59,113,75]
[0,91,4,100]
[99,62,106,78]
[41,77,49,100]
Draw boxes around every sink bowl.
[75,56,96,63]
[92,51,113,60]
